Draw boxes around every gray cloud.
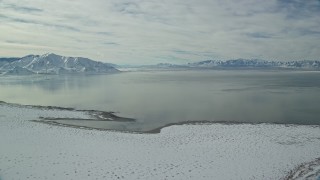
[5,40,30,45]
[114,2,141,15]
[96,32,113,36]
[276,0,320,19]
[103,42,119,46]
[1,2,43,13]
[246,32,274,39]
[0,0,320,64]
[0,13,81,32]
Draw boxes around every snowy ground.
[0,103,320,180]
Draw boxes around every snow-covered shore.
[0,103,319,180]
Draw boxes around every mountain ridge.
[122,59,320,71]
[0,53,119,75]
[1,54,320,75]
[187,59,320,69]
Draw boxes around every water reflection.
[0,70,320,131]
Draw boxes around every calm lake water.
[1,70,320,132]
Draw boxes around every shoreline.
[1,101,319,134]
[1,101,320,179]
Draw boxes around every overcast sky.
[0,0,319,64]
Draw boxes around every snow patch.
[3,66,34,75]
[0,103,320,179]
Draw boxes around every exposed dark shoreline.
[30,117,320,134]
[1,101,319,134]
[0,100,134,122]
[283,158,320,180]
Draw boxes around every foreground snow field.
[0,103,319,180]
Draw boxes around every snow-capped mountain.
[187,59,320,69]
[0,53,119,75]
[1,54,320,75]
[126,59,320,70]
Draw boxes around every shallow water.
[0,70,320,131]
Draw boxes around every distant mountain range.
[0,53,119,75]
[1,54,319,75]
[138,59,320,70]
[187,59,320,69]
